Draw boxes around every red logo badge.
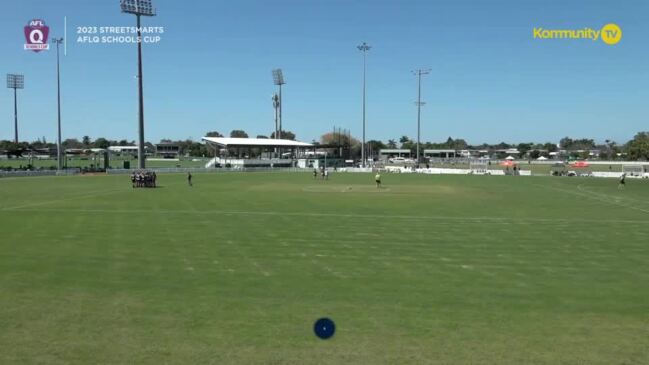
[24,19,50,52]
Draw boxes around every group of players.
[131,170,157,188]
[313,166,383,188]
[313,167,329,180]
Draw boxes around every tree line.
[325,133,649,161]
[0,129,297,158]
[1,130,648,160]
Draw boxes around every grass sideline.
[0,172,648,364]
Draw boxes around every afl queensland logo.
[24,19,50,52]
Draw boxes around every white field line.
[251,260,270,277]
[311,258,346,279]
[534,183,649,215]
[3,206,649,224]
[227,239,270,277]
[1,188,127,210]
[577,184,649,209]
[302,186,392,193]
[1,182,186,211]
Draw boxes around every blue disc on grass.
[313,317,336,339]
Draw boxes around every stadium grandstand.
[202,136,314,168]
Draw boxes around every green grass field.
[1,172,648,364]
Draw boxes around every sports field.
[1,172,648,364]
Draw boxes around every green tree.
[230,130,249,138]
[82,135,92,147]
[529,150,541,159]
[366,140,386,151]
[451,138,468,150]
[626,132,649,160]
[603,140,619,160]
[444,137,454,147]
[94,138,110,149]
[543,142,558,153]
[62,138,82,149]
[1,141,26,157]
[270,130,296,140]
[206,131,223,137]
[517,143,533,157]
[320,132,358,147]
[187,142,209,157]
[401,140,416,153]
[559,137,574,149]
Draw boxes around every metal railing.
[105,167,307,175]
[0,169,81,178]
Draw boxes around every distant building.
[423,149,457,159]
[378,149,411,161]
[155,143,181,158]
[108,146,146,156]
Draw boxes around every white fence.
[105,167,306,175]
[204,157,293,168]
[592,171,649,179]
[368,166,532,176]
[337,167,373,173]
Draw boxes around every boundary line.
[3,207,648,224]
[533,183,649,215]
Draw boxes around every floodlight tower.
[120,0,156,169]
[272,93,280,139]
[357,42,371,167]
[272,69,285,139]
[412,68,430,165]
[53,38,63,170]
[6,74,24,143]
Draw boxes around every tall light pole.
[53,38,63,170]
[6,74,24,143]
[121,0,156,169]
[272,69,285,139]
[272,92,280,158]
[357,42,371,167]
[272,93,280,139]
[412,68,430,165]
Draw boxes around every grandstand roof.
[379,149,411,154]
[108,145,141,152]
[202,137,313,147]
[423,149,456,153]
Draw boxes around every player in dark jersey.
[618,172,626,189]
[187,172,193,187]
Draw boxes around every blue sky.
[1,0,648,145]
